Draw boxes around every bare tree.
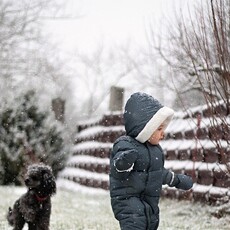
[149,0,229,134]
[144,1,228,107]
[0,0,78,106]
[0,0,85,146]
[70,44,134,118]
[0,0,50,75]
[150,0,229,207]
[153,1,229,105]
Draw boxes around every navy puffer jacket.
[109,93,193,230]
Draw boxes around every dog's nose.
[25,178,30,185]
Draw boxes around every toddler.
[109,92,193,230]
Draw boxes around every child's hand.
[114,149,138,172]
[174,174,193,190]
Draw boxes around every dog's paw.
[8,207,12,213]
[7,207,14,226]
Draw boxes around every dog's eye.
[31,175,38,180]
[43,173,51,180]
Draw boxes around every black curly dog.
[7,164,56,230]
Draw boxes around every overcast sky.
[44,0,194,55]
[42,0,198,117]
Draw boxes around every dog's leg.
[12,220,25,230]
[11,215,25,230]
[7,207,14,226]
[36,217,50,230]
[28,222,37,230]
[7,201,26,230]
[33,201,51,230]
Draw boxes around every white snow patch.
[198,162,218,171]
[184,161,202,170]
[58,167,109,181]
[164,160,226,171]
[72,141,113,152]
[192,183,229,195]
[165,160,190,171]
[77,116,102,126]
[209,186,229,195]
[67,155,109,165]
[172,100,227,119]
[104,111,123,116]
[77,111,122,126]
[166,116,229,134]
[161,139,229,151]
[56,178,107,195]
[161,139,198,150]
[75,125,125,139]
[192,183,212,193]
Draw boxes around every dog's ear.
[51,177,56,195]
[49,175,56,195]
[43,172,56,195]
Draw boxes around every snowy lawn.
[0,186,229,230]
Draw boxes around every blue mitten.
[168,172,193,190]
[114,149,138,172]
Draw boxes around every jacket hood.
[124,92,174,143]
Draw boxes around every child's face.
[148,124,165,145]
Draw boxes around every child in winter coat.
[109,92,193,230]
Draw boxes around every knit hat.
[124,92,174,143]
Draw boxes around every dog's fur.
[7,164,56,230]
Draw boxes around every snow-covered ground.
[0,185,229,230]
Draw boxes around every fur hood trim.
[135,106,174,143]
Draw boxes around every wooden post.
[109,86,124,112]
[52,98,65,123]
